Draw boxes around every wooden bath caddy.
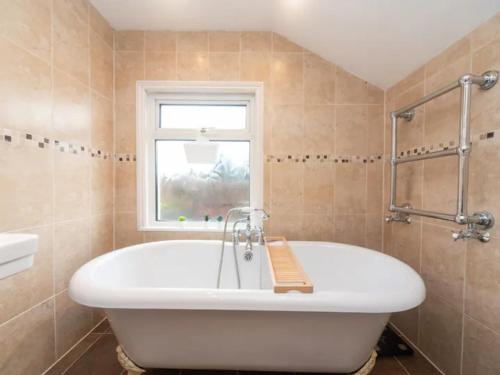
[264,236,314,293]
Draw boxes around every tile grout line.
[392,356,411,375]
[49,0,58,363]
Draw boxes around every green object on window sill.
[216,215,224,222]
[178,215,187,222]
[204,215,209,222]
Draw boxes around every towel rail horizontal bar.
[394,147,457,164]
[392,72,498,117]
[391,206,456,222]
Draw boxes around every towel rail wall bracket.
[386,70,499,242]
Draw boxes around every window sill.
[140,222,226,232]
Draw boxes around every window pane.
[156,140,250,222]
[159,104,247,129]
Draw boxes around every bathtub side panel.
[106,309,389,373]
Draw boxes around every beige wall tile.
[365,214,382,251]
[270,163,304,214]
[1,0,51,61]
[177,31,208,52]
[268,213,304,240]
[304,53,335,105]
[53,0,89,84]
[419,293,463,375]
[115,51,144,105]
[177,52,209,80]
[240,52,271,83]
[89,4,113,47]
[395,83,424,152]
[91,92,113,151]
[209,52,240,80]
[115,212,143,248]
[336,105,383,156]
[391,308,419,343]
[303,105,335,154]
[115,161,137,213]
[114,102,136,153]
[334,214,366,247]
[469,142,500,238]
[421,223,465,310]
[52,68,90,145]
[0,225,53,324]
[271,53,303,105]
[54,219,90,293]
[272,33,302,52]
[91,213,114,258]
[55,290,93,358]
[145,31,176,51]
[270,104,303,154]
[91,158,113,215]
[395,161,423,210]
[336,68,383,105]
[302,214,334,241]
[90,30,113,99]
[471,37,500,135]
[145,51,176,80]
[54,152,90,222]
[388,219,421,272]
[424,56,470,145]
[425,37,471,78]
[466,237,500,333]
[0,38,51,134]
[54,0,88,23]
[303,163,334,215]
[0,299,55,375]
[366,162,383,214]
[335,163,366,214]
[0,143,53,232]
[462,316,500,375]
[209,31,240,52]
[114,31,144,51]
[241,31,271,52]
[422,156,458,215]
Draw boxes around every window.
[136,82,263,231]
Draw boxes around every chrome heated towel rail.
[386,71,499,242]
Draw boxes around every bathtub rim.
[69,240,426,314]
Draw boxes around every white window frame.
[136,81,264,232]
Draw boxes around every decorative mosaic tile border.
[1,127,497,165]
[0,127,114,160]
[395,130,496,160]
[266,154,383,164]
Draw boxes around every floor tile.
[396,353,442,375]
[370,357,407,375]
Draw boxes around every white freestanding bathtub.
[69,240,425,373]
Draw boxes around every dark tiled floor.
[45,320,441,375]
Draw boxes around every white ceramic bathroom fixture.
[0,233,38,279]
[70,240,425,373]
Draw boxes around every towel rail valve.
[452,211,495,242]
[385,203,412,224]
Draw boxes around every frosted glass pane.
[156,140,250,222]
[160,104,247,129]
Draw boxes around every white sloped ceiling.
[90,0,500,88]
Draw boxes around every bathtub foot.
[353,350,377,375]
[116,345,145,375]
